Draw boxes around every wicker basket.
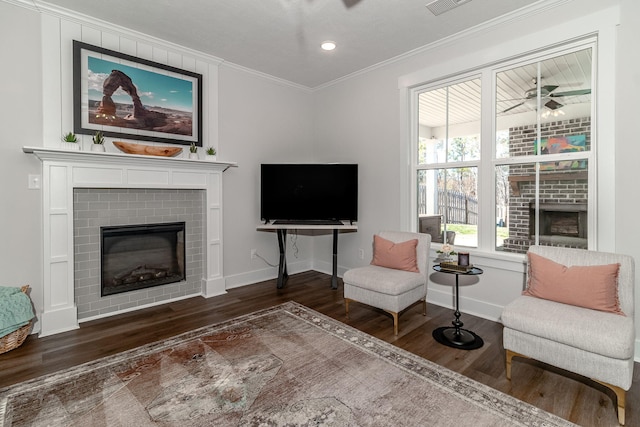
[0,285,33,355]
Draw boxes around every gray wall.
[0,2,44,315]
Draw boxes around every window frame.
[408,37,598,254]
[415,73,482,247]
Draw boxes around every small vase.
[189,152,199,160]
[205,154,217,162]
[91,144,105,152]
[60,142,80,151]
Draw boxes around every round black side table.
[432,265,484,349]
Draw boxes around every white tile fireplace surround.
[24,147,236,337]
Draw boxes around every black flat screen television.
[261,164,358,224]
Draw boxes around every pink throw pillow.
[524,252,623,315]
[371,235,419,272]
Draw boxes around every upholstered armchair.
[343,231,431,335]
[501,245,635,425]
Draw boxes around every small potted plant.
[436,244,456,262]
[189,143,198,159]
[205,146,217,161]
[91,131,105,152]
[61,132,80,150]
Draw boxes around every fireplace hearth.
[101,222,186,296]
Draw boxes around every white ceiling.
[37,0,543,89]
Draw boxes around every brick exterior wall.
[502,117,590,254]
[73,188,205,320]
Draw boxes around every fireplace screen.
[100,222,186,296]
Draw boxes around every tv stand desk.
[257,222,357,290]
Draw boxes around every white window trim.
[399,11,618,268]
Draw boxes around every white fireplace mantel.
[24,146,237,337]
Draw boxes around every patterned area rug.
[0,302,575,426]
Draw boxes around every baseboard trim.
[426,287,505,323]
[224,259,312,290]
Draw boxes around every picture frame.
[457,252,470,267]
[73,41,203,146]
[533,135,587,171]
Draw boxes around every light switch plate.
[28,174,41,189]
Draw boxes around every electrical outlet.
[358,249,364,260]
[251,249,257,260]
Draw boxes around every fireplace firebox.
[529,203,587,246]
[100,222,186,296]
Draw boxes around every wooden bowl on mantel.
[113,141,183,157]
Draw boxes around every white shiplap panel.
[168,51,182,69]
[41,13,63,147]
[100,31,120,51]
[80,25,101,46]
[119,37,137,56]
[42,10,218,158]
[152,47,168,64]
[182,56,196,73]
[136,42,153,60]
[60,20,81,140]
[200,60,219,148]
[196,59,209,147]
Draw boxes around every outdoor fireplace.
[101,222,186,296]
[529,203,587,245]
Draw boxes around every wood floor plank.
[0,271,635,426]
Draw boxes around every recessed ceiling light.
[321,41,336,51]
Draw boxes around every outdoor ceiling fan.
[502,79,591,113]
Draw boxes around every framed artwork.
[534,135,587,171]
[73,41,203,146]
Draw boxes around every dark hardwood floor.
[1,271,637,426]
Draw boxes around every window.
[416,78,480,248]
[413,40,594,254]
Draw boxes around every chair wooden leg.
[614,386,626,426]
[505,350,529,380]
[345,300,399,335]
[593,380,626,425]
[391,312,399,335]
[422,298,427,316]
[381,309,400,335]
